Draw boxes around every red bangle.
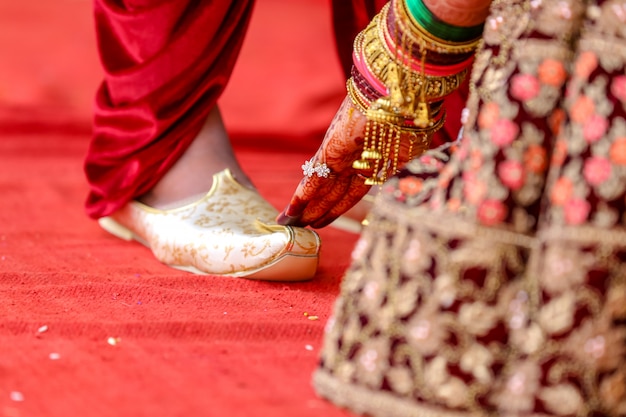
[353,48,388,96]
[381,19,474,76]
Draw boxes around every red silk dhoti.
[84,0,458,219]
[84,0,255,218]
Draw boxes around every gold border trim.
[372,196,536,248]
[313,369,554,417]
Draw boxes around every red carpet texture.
[0,1,360,416]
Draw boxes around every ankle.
[138,106,254,208]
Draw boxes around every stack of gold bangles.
[349,0,483,185]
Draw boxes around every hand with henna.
[277,0,493,229]
[276,97,370,228]
[276,96,417,228]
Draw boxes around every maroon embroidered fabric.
[314,1,626,416]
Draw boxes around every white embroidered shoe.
[98,169,321,281]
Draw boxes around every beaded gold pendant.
[348,3,470,186]
[352,58,435,185]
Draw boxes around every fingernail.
[276,212,300,225]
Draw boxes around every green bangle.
[404,0,484,42]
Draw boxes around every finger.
[277,98,369,226]
[310,177,371,228]
[276,210,302,226]
[297,175,353,225]
[279,150,368,225]
[276,174,340,226]
[280,168,328,217]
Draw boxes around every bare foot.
[138,106,254,208]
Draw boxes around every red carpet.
[0,1,359,416]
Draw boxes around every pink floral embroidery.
[510,73,541,101]
[524,144,548,174]
[477,199,508,226]
[574,50,598,80]
[429,196,442,210]
[498,160,525,190]
[447,198,461,212]
[463,172,487,205]
[610,137,626,165]
[491,119,520,147]
[462,171,476,183]
[470,149,483,170]
[583,157,612,186]
[611,75,626,102]
[351,238,369,261]
[538,58,568,87]
[570,95,595,124]
[419,155,444,170]
[382,184,395,195]
[550,177,573,206]
[582,114,609,143]
[478,102,500,129]
[564,198,591,225]
[398,177,423,196]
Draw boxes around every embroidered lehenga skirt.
[314,1,626,416]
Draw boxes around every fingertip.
[276,211,302,226]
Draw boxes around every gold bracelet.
[346,77,370,114]
[348,75,445,184]
[349,2,469,185]
[359,13,468,102]
[378,3,472,73]
[347,77,445,134]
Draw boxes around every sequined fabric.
[314,1,626,416]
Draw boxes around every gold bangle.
[359,12,468,102]
[348,2,462,185]
[348,76,447,136]
[346,77,370,114]
[378,4,470,74]
[348,71,447,136]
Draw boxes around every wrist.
[420,0,492,27]
[405,0,485,42]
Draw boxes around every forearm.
[420,0,492,27]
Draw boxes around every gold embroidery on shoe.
[106,170,320,278]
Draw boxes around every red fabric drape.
[84,0,255,218]
[330,0,388,79]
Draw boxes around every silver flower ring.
[302,158,331,178]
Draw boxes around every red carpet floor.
[0,1,360,416]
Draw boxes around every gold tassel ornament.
[348,0,477,185]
